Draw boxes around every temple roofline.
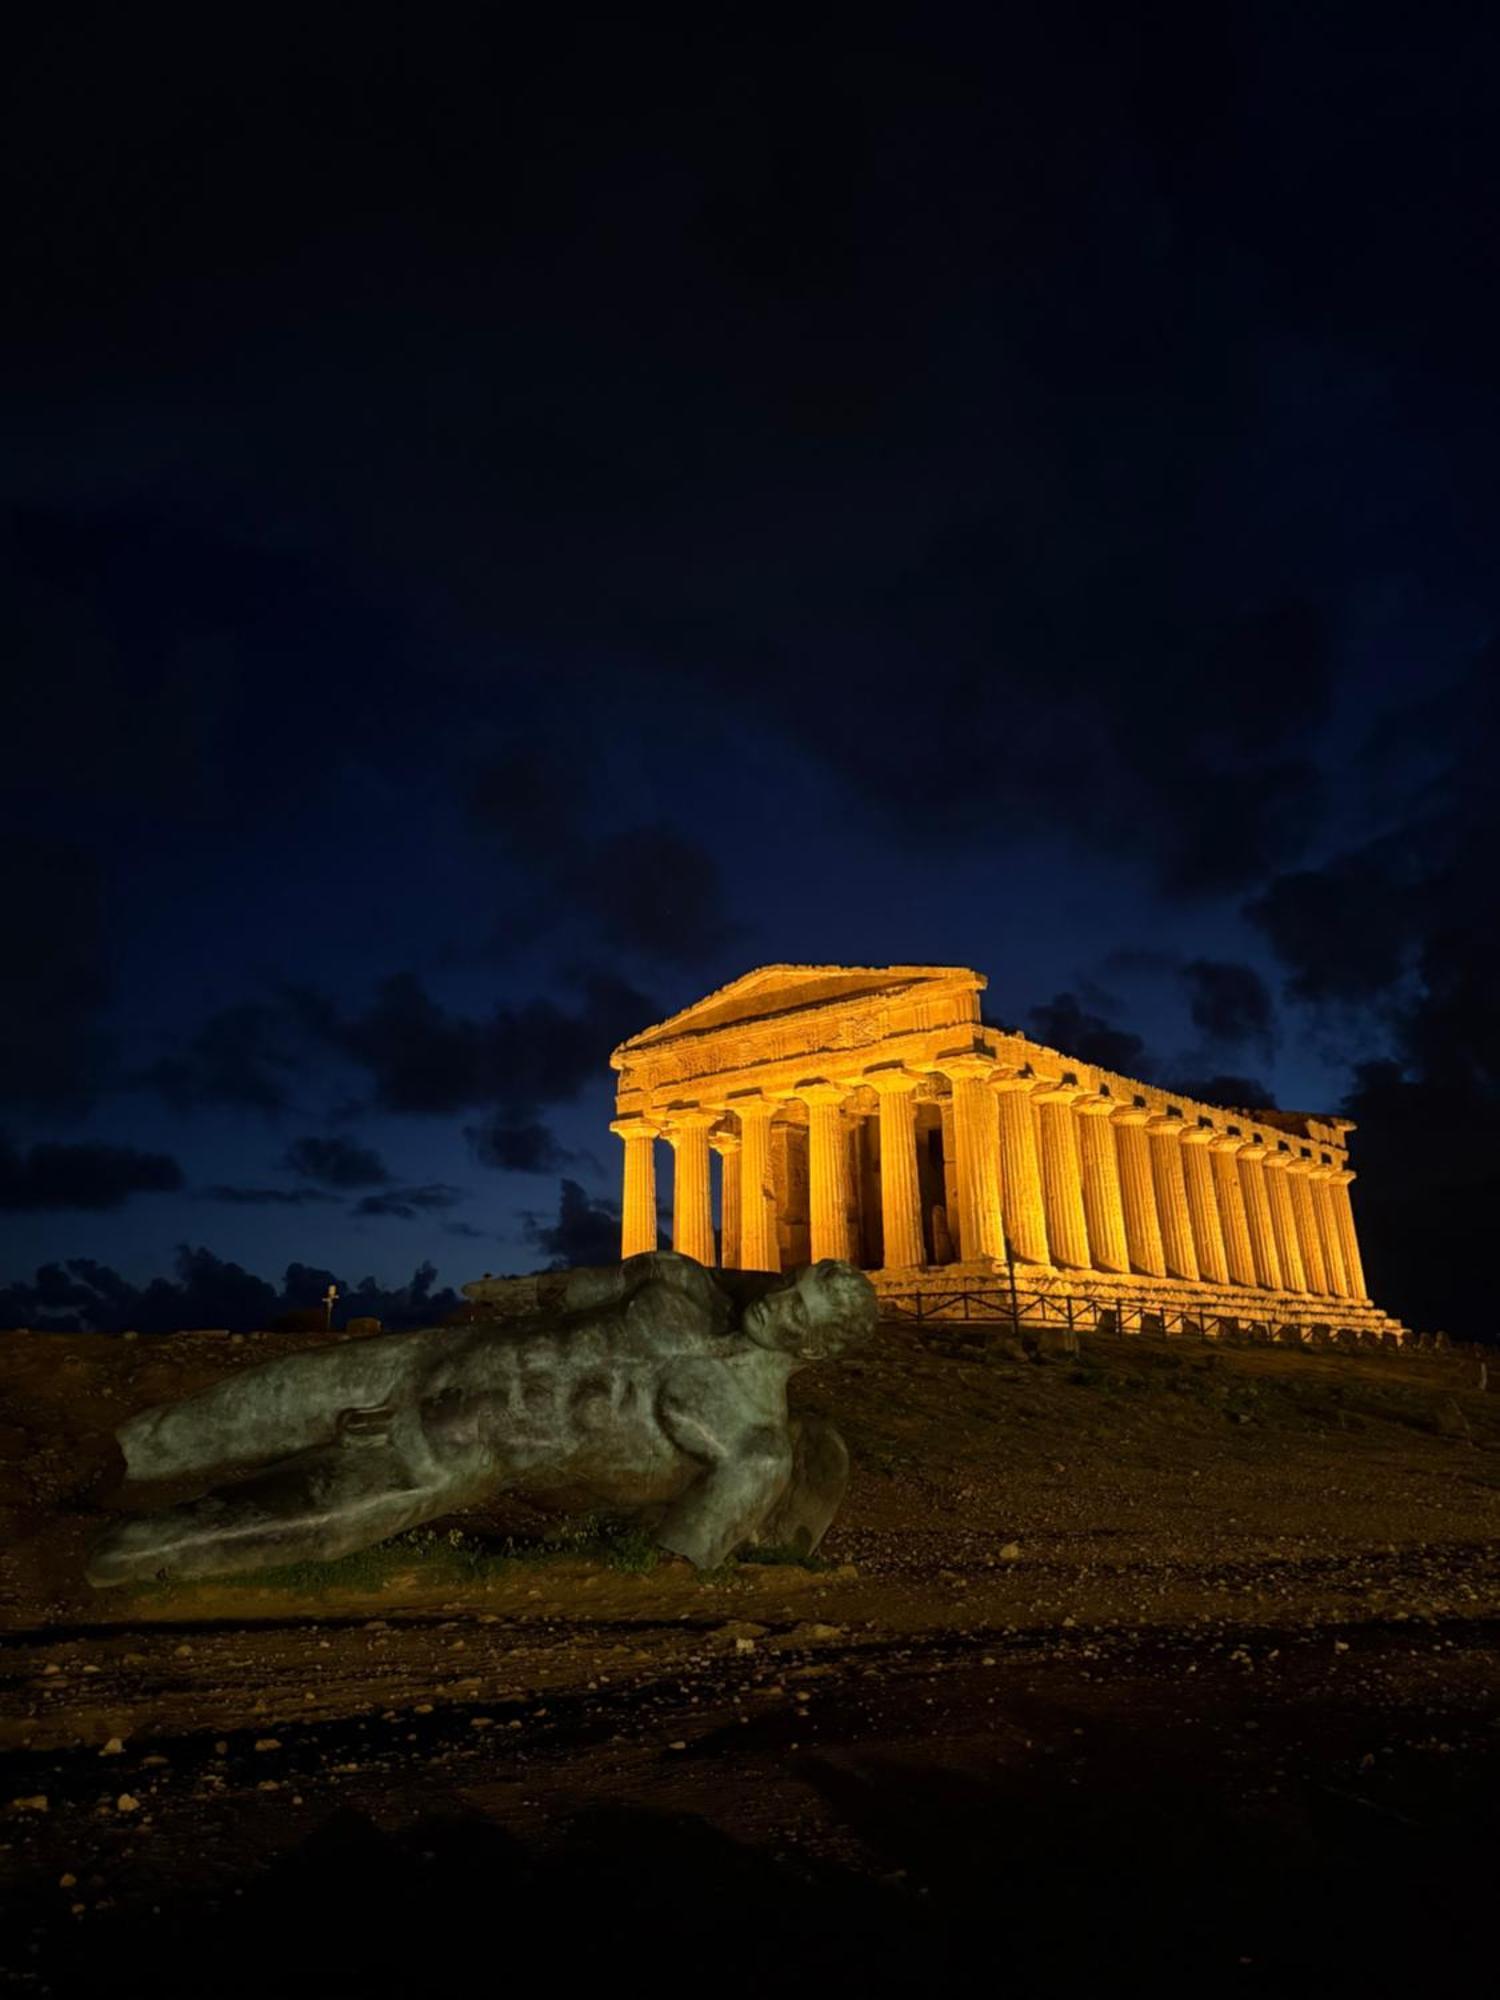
[611,963,984,1062]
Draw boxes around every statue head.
[742,1259,877,1362]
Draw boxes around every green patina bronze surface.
[87,1254,875,1586]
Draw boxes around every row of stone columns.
[614,1067,1368,1301]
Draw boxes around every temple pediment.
[614,964,984,1054]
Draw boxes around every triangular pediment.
[617,964,982,1052]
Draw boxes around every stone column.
[938,1099,960,1254]
[865,1065,926,1270]
[1074,1094,1130,1273]
[800,1080,854,1264]
[610,1116,658,1259]
[1312,1167,1352,1298]
[940,1056,1005,1263]
[1329,1168,1369,1300]
[1209,1136,1257,1288]
[710,1129,741,1269]
[1179,1127,1229,1282]
[1262,1148,1307,1293]
[1235,1142,1284,1291]
[1148,1116,1200,1282]
[665,1108,716,1267]
[1034,1082,1091,1270]
[730,1093,779,1273]
[1286,1157,1330,1294]
[991,1071,1051,1266]
[1112,1106,1165,1277]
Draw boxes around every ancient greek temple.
[610,964,1405,1343]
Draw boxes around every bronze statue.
[87,1253,875,1586]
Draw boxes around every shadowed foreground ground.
[3,1318,1499,1995]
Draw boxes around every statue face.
[743,1260,877,1361]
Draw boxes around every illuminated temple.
[610,964,1405,1343]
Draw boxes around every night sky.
[4,10,1497,1338]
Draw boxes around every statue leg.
[87,1425,480,1587]
[750,1415,850,1558]
[114,1334,436,1483]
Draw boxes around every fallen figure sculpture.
[87,1253,876,1587]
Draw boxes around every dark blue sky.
[3,8,1497,1334]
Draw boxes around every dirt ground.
[3,1319,1500,1996]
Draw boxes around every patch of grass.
[737,1543,831,1571]
[120,1517,668,1600]
[496,1511,661,1573]
[214,1526,509,1595]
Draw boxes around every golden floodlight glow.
[609,964,1401,1345]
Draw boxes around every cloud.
[353,1183,466,1220]
[466,1116,573,1175]
[300,968,651,1119]
[1159,1074,1278,1112]
[0,1246,461,1334]
[523,1179,620,1268]
[137,1003,303,1113]
[1247,833,1436,1010]
[1026,994,1149,1077]
[1245,644,1500,1336]
[284,1134,391,1188]
[0,836,111,1113]
[1181,960,1275,1054]
[0,1134,184,1211]
[201,1184,341,1206]
[469,752,736,966]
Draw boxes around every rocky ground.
[3,1319,1500,1996]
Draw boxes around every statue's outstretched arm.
[654,1363,794,1570]
[562,1252,731,1331]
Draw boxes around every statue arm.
[653,1362,794,1569]
[563,1252,730,1331]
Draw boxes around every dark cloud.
[829,569,1335,897]
[1246,646,1500,1337]
[0,836,111,1113]
[137,1003,303,1113]
[284,1134,391,1189]
[301,969,651,1119]
[4,505,422,823]
[1181,959,1275,1053]
[577,825,736,966]
[1026,994,1149,1077]
[1160,1074,1278,1113]
[201,1184,340,1207]
[0,1246,460,1334]
[469,753,736,966]
[524,1179,620,1269]
[1246,834,1430,1007]
[0,1134,183,1211]
[466,1116,573,1175]
[353,1183,466,1220]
